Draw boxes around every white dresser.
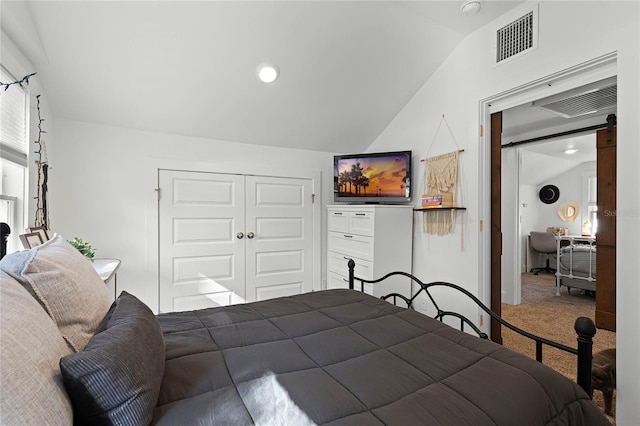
[326,205,413,299]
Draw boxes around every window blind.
[0,66,28,167]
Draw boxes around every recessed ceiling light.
[461,0,481,16]
[564,148,579,155]
[257,63,279,83]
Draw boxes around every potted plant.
[68,237,96,262]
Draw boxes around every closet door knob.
[237,232,244,239]
[247,232,255,239]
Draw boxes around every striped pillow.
[60,291,165,425]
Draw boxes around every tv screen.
[333,151,411,204]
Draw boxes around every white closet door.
[244,175,313,302]
[159,170,245,312]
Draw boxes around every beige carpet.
[501,272,616,423]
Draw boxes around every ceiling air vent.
[496,10,536,63]
[532,78,618,118]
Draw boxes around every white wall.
[519,184,539,272]
[1,31,56,234]
[534,161,595,235]
[517,161,595,278]
[50,118,335,312]
[367,1,639,423]
[501,147,519,303]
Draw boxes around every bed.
[0,235,610,425]
[555,235,597,296]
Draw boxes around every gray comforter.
[152,289,608,425]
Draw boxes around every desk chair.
[529,231,557,275]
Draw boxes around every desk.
[92,258,121,299]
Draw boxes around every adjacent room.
[497,86,618,417]
[1,1,638,425]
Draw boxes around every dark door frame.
[490,111,503,344]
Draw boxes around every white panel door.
[159,170,245,312]
[244,175,313,302]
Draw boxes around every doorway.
[495,118,618,419]
[497,105,616,332]
[505,125,599,305]
[481,53,618,343]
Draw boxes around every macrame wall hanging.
[420,115,465,245]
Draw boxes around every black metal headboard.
[0,222,10,260]
[346,258,596,397]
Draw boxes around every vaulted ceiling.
[2,1,523,153]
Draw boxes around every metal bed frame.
[346,259,596,397]
[555,235,596,296]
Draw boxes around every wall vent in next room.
[495,8,537,64]
[532,77,617,118]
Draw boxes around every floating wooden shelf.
[413,207,466,212]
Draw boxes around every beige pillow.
[5,234,113,351]
[0,271,74,425]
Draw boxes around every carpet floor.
[501,272,616,423]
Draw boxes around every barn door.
[595,124,616,331]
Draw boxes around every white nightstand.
[92,258,121,299]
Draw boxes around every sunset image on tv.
[336,155,409,198]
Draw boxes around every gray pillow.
[0,234,113,351]
[60,291,165,426]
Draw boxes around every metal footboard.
[555,235,597,296]
[346,259,596,397]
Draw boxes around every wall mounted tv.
[333,150,412,204]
